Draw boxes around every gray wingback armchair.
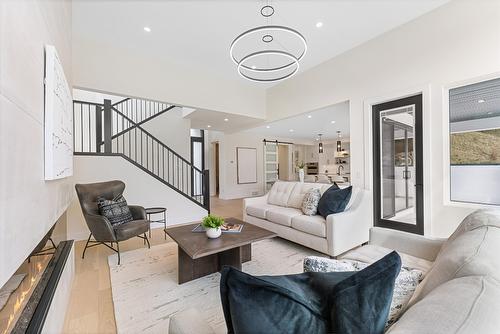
[75,180,150,265]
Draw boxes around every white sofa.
[243,181,371,257]
[169,209,500,334]
[336,209,500,333]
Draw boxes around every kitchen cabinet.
[305,145,319,162]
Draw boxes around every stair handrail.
[110,106,203,173]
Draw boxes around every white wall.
[141,108,191,161]
[72,32,266,120]
[266,0,500,237]
[0,0,73,288]
[68,156,207,240]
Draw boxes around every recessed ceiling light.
[307,115,312,119]
[207,125,211,128]
[143,26,151,32]
[330,120,336,124]
[316,138,319,141]
[316,22,323,28]
[266,125,270,129]
[224,118,229,122]
[289,129,294,132]
[251,65,257,69]
[478,99,485,103]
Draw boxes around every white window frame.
[442,72,500,209]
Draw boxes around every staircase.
[73,97,210,210]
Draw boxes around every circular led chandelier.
[229,4,307,83]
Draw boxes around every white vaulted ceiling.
[73,0,449,88]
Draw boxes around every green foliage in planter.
[202,214,225,229]
[296,161,305,169]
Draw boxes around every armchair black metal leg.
[82,233,93,259]
[117,242,121,265]
[144,233,151,249]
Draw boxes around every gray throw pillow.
[301,188,321,215]
[97,195,133,226]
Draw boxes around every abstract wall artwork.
[44,45,73,180]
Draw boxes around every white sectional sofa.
[243,181,371,257]
[169,209,500,334]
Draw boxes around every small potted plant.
[297,161,305,183]
[202,214,225,239]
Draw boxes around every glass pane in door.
[379,106,416,225]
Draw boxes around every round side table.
[145,207,167,239]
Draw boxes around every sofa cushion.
[301,188,322,216]
[220,252,401,334]
[408,209,500,306]
[267,181,296,207]
[113,219,149,241]
[287,183,323,208]
[317,186,352,218]
[266,207,303,227]
[303,256,424,330]
[340,244,433,274]
[97,195,133,226]
[246,203,277,219]
[388,276,500,334]
[291,215,326,237]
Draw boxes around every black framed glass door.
[372,94,424,234]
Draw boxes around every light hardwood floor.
[62,197,243,334]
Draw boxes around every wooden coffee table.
[166,218,277,284]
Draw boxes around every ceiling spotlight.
[207,125,212,128]
[316,22,323,28]
[224,118,229,122]
[143,27,151,32]
[478,99,485,103]
[251,65,257,69]
[307,115,312,119]
[289,129,294,132]
[266,125,270,129]
[330,120,336,124]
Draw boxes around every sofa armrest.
[169,308,215,334]
[243,194,268,206]
[326,190,371,257]
[243,194,268,218]
[129,205,147,220]
[369,227,445,262]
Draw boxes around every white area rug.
[0,274,26,311]
[108,238,321,334]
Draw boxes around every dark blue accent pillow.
[220,252,401,334]
[317,185,352,218]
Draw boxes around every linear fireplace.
[0,217,74,334]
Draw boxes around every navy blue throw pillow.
[220,252,401,334]
[317,185,352,218]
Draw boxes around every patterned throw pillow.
[301,188,321,215]
[97,195,133,226]
[303,256,424,329]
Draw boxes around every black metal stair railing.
[73,98,210,211]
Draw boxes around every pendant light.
[318,134,323,153]
[336,131,342,152]
[229,3,307,83]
